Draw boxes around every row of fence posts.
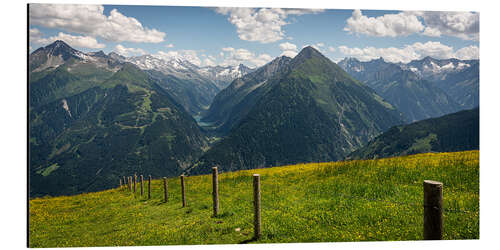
[118,169,443,241]
[120,174,153,199]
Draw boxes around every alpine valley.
[29,41,479,197]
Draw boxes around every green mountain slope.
[201,56,292,134]
[188,47,405,175]
[29,41,208,197]
[348,108,479,160]
[148,70,219,116]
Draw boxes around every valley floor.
[29,151,479,247]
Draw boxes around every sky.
[28,4,479,68]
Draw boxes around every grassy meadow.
[29,151,479,247]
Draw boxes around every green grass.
[29,151,479,247]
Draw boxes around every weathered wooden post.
[119,177,122,188]
[140,175,144,196]
[148,175,152,200]
[122,176,126,189]
[253,174,261,239]
[128,176,132,192]
[181,174,186,207]
[133,173,137,193]
[424,180,443,240]
[212,167,219,217]
[163,177,168,202]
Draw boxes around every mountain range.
[338,56,478,122]
[29,40,479,196]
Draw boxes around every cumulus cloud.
[338,41,479,63]
[413,11,479,41]
[344,9,424,37]
[279,42,297,51]
[454,45,480,60]
[280,51,298,58]
[114,44,146,56]
[30,28,106,49]
[344,9,479,41]
[220,47,272,67]
[410,41,454,58]
[165,43,174,48]
[279,42,298,58]
[29,4,165,43]
[251,54,273,67]
[328,46,336,52]
[215,7,322,43]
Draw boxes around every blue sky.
[29,4,479,67]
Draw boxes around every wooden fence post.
[212,167,219,217]
[119,178,122,188]
[148,175,152,200]
[133,173,137,193]
[424,180,443,240]
[128,176,132,192]
[140,175,144,196]
[123,176,126,189]
[181,175,186,207]
[253,174,261,239]
[163,177,168,202]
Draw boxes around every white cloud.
[410,41,454,59]
[279,42,298,58]
[422,27,442,37]
[220,47,272,67]
[30,28,106,49]
[413,11,479,41]
[215,7,322,43]
[344,9,424,37]
[222,47,235,52]
[114,44,146,57]
[165,43,174,48]
[454,45,480,60]
[316,42,325,47]
[328,46,336,52]
[29,4,165,43]
[30,28,43,39]
[251,54,273,67]
[279,42,297,51]
[344,9,479,41]
[280,50,298,58]
[338,41,478,63]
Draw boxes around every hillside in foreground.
[29,151,479,247]
[349,108,479,160]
